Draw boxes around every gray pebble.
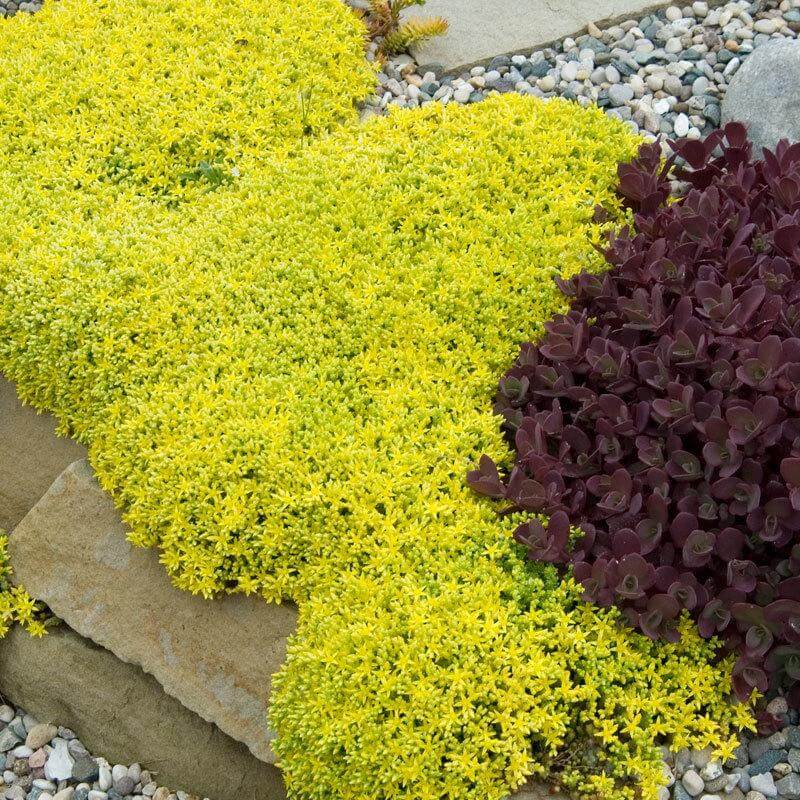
[608,83,634,105]
[747,749,786,776]
[749,772,777,797]
[683,768,705,795]
[777,773,800,799]
[0,730,21,753]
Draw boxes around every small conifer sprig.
[364,0,448,57]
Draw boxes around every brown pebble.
[12,758,30,777]
[725,39,739,52]
[28,749,47,769]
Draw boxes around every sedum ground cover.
[0,2,755,797]
[0,0,375,200]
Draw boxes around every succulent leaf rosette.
[471,124,800,707]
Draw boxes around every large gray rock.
[0,375,86,530]
[9,459,297,766]
[0,624,286,800]
[409,0,723,72]
[722,39,800,153]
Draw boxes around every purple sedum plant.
[470,124,800,706]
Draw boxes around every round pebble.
[0,702,209,800]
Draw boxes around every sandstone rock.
[0,625,285,800]
[722,39,800,153]
[0,376,86,530]
[10,459,297,765]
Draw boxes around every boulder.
[0,375,86,530]
[9,459,297,765]
[722,39,800,153]
[0,624,286,800]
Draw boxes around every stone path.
[407,0,726,70]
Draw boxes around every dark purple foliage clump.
[469,124,800,706]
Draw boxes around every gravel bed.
[0,0,40,17]
[367,0,800,141]
[0,701,207,800]
[2,693,800,800]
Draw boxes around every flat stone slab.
[0,375,86,530]
[10,459,297,766]
[410,0,713,71]
[0,624,286,800]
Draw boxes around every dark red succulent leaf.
[732,655,769,701]
[466,455,505,499]
[514,510,570,564]
[470,125,800,705]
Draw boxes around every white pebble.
[674,112,690,137]
[44,740,73,782]
[666,36,683,53]
[561,61,579,82]
[682,768,705,796]
[653,98,671,114]
[453,83,472,103]
[666,5,683,21]
[98,765,112,791]
[754,18,778,33]
[537,75,556,92]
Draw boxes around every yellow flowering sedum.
[0,534,47,638]
[0,94,753,798]
[0,0,375,199]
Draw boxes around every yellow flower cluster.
[0,534,47,638]
[0,66,753,800]
[0,0,375,200]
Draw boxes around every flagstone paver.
[409,0,718,70]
